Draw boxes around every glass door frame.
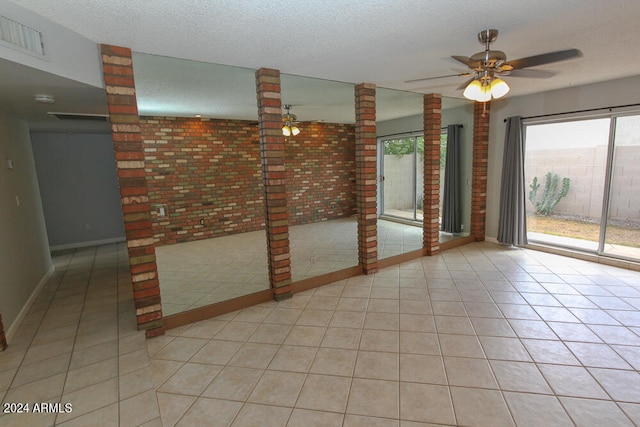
[377,132,422,223]
[523,110,640,263]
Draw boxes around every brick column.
[255,68,292,301]
[471,101,491,241]
[100,45,164,337]
[0,312,7,351]
[423,94,442,255]
[354,84,378,274]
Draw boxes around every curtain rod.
[378,124,463,139]
[503,103,640,122]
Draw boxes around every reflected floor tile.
[560,397,635,426]
[247,370,306,407]
[201,366,263,401]
[347,378,399,419]
[504,392,573,427]
[296,374,351,413]
[490,360,551,394]
[400,382,455,425]
[538,364,608,399]
[176,397,242,427]
[287,409,344,427]
[450,387,514,427]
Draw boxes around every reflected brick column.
[255,68,292,300]
[100,44,164,337]
[423,94,442,255]
[471,101,491,241]
[354,84,378,274]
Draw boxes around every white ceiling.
[5,0,640,130]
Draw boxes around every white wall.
[0,113,52,333]
[31,132,125,249]
[0,0,103,88]
[486,74,640,239]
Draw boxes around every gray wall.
[31,132,125,249]
[0,113,52,332]
[486,74,640,239]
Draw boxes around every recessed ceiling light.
[34,94,55,104]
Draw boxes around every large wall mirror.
[132,53,269,316]
[376,88,473,259]
[280,74,358,283]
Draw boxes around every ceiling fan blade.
[456,76,476,91]
[505,48,583,70]
[451,55,481,69]
[404,72,471,84]
[505,69,556,79]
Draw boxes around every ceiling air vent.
[48,112,109,122]
[0,15,46,57]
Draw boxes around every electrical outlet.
[199,218,205,226]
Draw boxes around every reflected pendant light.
[282,104,301,136]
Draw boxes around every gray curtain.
[497,116,528,245]
[441,124,462,233]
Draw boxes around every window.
[524,113,640,261]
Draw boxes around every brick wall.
[140,117,357,245]
[100,44,163,337]
[140,117,265,245]
[471,101,491,241]
[354,83,378,274]
[423,94,442,254]
[256,68,292,299]
[285,122,356,225]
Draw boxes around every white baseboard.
[6,264,55,344]
[50,236,126,252]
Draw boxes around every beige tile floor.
[156,218,435,316]
[3,239,640,426]
[0,243,160,426]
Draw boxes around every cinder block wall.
[140,117,356,245]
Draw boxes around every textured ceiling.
[5,0,640,129]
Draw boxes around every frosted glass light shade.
[463,79,491,102]
[463,79,482,101]
[463,78,510,101]
[490,78,510,98]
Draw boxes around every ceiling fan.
[406,29,582,102]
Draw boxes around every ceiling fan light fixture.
[463,79,490,102]
[490,78,510,99]
[463,77,510,102]
[282,104,301,137]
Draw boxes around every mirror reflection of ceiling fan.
[406,29,583,102]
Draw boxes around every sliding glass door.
[524,113,640,261]
[379,134,424,222]
[603,115,640,259]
